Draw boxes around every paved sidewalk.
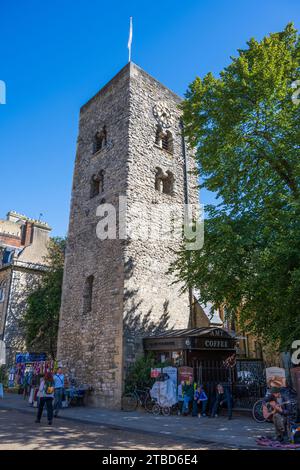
[0,393,273,449]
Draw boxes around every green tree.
[23,237,66,358]
[172,24,300,350]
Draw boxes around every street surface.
[0,408,215,450]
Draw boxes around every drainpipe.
[180,119,194,327]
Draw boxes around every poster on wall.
[178,366,194,383]
[163,366,177,388]
[265,367,286,388]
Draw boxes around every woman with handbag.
[35,372,55,425]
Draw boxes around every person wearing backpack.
[35,372,55,425]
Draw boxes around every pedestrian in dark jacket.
[211,383,233,419]
[35,372,55,425]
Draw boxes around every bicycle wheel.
[252,399,266,423]
[162,406,171,416]
[144,394,156,413]
[152,404,161,416]
[121,393,138,412]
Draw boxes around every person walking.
[35,372,55,425]
[53,367,65,417]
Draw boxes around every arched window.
[83,275,94,314]
[2,248,14,265]
[155,126,163,147]
[155,126,173,154]
[163,170,174,195]
[90,170,104,198]
[155,167,174,195]
[155,167,164,193]
[94,126,107,153]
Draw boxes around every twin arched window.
[155,126,173,154]
[155,167,174,195]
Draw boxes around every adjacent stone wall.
[1,267,42,365]
[0,268,11,339]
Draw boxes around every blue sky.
[0,0,299,236]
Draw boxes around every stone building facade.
[0,211,51,365]
[57,63,202,408]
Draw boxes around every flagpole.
[128,17,133,62]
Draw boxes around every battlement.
[6,211,51,230]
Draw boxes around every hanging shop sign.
[15,352,47,364]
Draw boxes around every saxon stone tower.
[57,63,199,408]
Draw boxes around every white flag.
[128,17,133,62]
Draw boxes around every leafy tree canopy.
[172,24,300,350]
[23,237,66,359]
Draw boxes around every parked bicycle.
[121,387,155,412]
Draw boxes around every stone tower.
[57,63,199,408]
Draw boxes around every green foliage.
[124,354,167,392]
[23,237,66,359]
[172,24,300,351]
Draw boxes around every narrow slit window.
[90,171,104,198]
[94,126,107,153]
[83,275,94,314]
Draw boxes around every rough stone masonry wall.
[57,66,131,408]
[123,64,200,370]
[57,63,200,408]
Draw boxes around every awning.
[143,327,236,352]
